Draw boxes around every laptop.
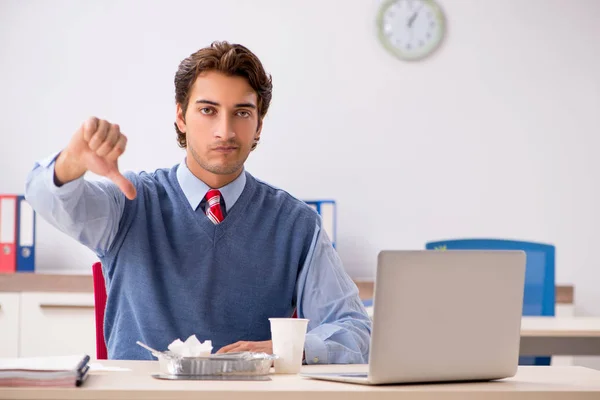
[302,250,526,385]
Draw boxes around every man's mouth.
[213,146,238,152]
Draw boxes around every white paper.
[88,363,131,372]
[0,198,16,244]
[0,354,86,372]
[167,335,212,357]
[19,199,34,247]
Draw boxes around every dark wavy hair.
[174,41,273,149]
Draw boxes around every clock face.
[377,0,446,61]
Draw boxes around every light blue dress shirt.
[25,152,372,364]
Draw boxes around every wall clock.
[376,0,446,61]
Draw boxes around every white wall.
[1,0,599,314]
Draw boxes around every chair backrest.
[92,262,108,360]
[425,238,555,365]
[425,239,555,316]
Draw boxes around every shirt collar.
[176,159,246,212]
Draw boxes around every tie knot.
[205,189,222,205]
[204,189,225,225]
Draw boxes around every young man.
[25,41,371,363]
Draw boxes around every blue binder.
[303,200,336,248]
[15,195,36,272]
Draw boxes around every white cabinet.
[0,293,20,358]
[19,292,96,358]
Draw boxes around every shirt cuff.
[303,333,328,365]
[40,151,84,196]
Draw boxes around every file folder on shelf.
[0,195,17,273]
[303,200,336,248]
[16,195,36,272]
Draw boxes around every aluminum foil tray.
[155,351,276,379]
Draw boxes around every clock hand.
[407,3,425,28]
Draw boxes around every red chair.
[92,262,108,360]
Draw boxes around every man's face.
[176,70,260,182]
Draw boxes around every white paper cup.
[269,318,309,374]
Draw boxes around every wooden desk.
[361,312,600,357]
[0,274,575,304]
[353,281,575,304]
[520,316,600,356]
[2,362,600,400]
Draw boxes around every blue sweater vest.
[100,166,318,360]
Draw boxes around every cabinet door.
[19,292,96,358]
[0,293,20,358]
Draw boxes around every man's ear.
[252,120,263,150]
[175,103,186,133]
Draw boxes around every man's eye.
[200,108,214,115]
[237,111,250,118]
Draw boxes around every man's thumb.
[109,171,137,200]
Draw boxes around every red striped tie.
[205,189,224,224]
